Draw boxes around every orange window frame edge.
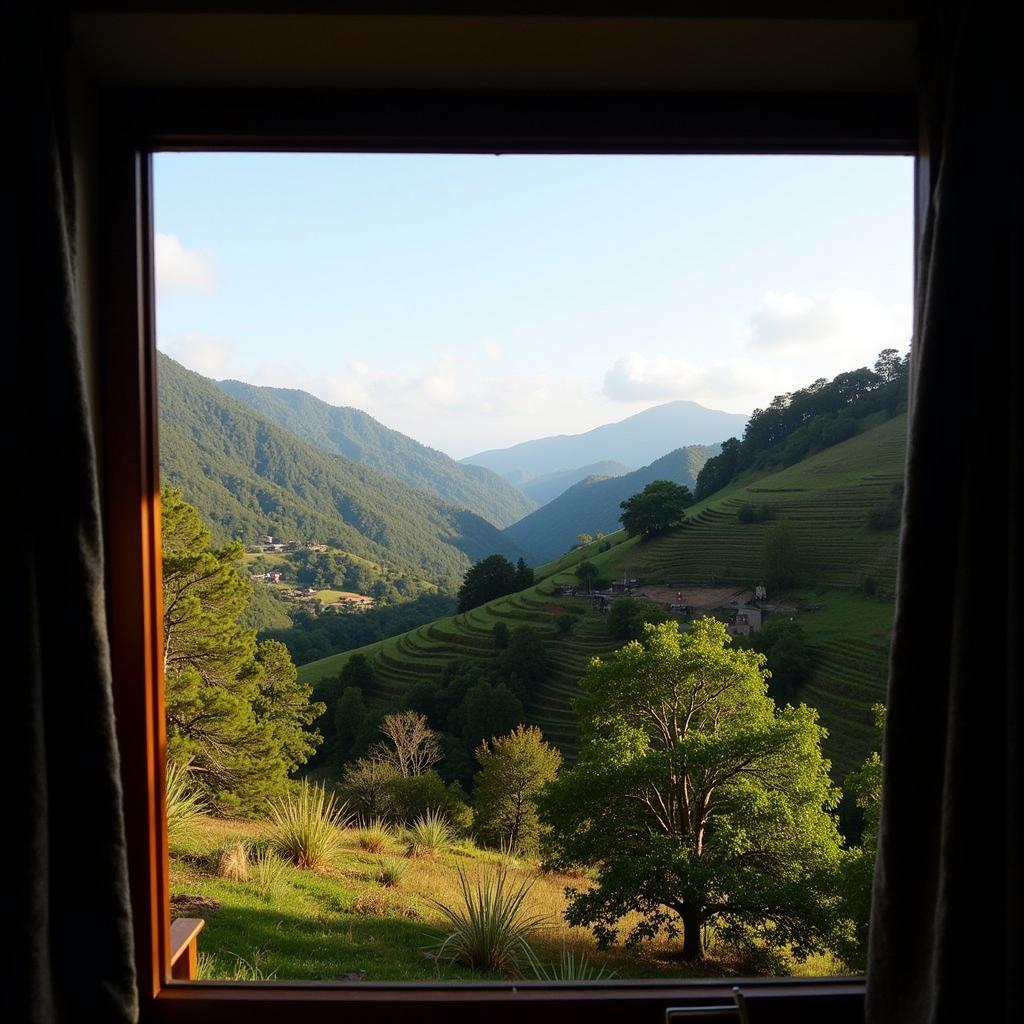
[97,87,918,1024]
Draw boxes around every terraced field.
[298,581,621,756]
[299,414,906,779]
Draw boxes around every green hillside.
[218,378,537,528]
[158,353,526,587]
[503,444,717,563]
[300,414,905,778]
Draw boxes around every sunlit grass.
[266,782,351,870]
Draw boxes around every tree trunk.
[680,908,704,961]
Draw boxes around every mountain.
[502,445,718,563]
[300,413,907,778]
[157,353,526,586]
[518,460,633,505]
[216,379,536,529]
[461,401,747,482]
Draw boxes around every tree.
[837,704,886,969]
[334,686,367,762]
[460,682,524,751]
[372,710,442,777]
[607,597,670,641]
[555,613,575,637]
[540,618,844,961]
[474,726,562,855]
[457,554,519,612]
[574,560,598,591]
[515,558,535,589]
[577,533,593,547]
[619,480,693,540]
[761,519,803,590]
[492,621,510,650]
[161,487,323,812]
[743,617,814,703]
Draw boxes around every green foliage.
[492,621,510,649]
[761,519,803,591]
[406,809,455,858]
[473,726,562,856]
[165,759,206,849]
[607,597,671,641]
[694,349,909,501]
[505,446,714,564]
[619,480,694,540]
[162,487,324,813]
[334,686,369,762]
[356,818,394,853]
[375,857,408,888]
[216,376,536,529]
[248,848,290,902]
[574,560,598,589]
[524,945,616,981]
[867,500,901,530]
[388,772,472,831]
[736,502,775,525]
[742,617,815,704]
[555,613,575,637]
[515,558,535,589]
[266,782,350,870]
[427,864,544,973]
[540,618,846,961]
[457,554,521,612]
[158,352,525,587]
[339,758,401,819]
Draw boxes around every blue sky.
[155,153,912,459]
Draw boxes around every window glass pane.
[154,153,911,983]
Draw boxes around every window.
[98,85,917,1022]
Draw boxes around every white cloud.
[482,341,504,362]
[155,232,216,294]
[603,352,792,413]
[747,287,910,358]
[162,332,235,377]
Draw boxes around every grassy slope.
[300,416,906,777]
[173,816,838,980]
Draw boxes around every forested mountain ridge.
[503,444,717,563]
[462,400,747,481]
[157,353,526,587]
[519,460,632,504]
[217,379,537,528]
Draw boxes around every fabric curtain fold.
[6,5,138,1022]
[866,4,1022,1023]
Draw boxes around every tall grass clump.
[524,945,617,981]
[375,857,408,888]
[165,759,206,848]
[249,848,290,901]
[266,782,350,870]
[406,809,454,859]
[214,840,251,882]
[427,864,545,973]
[357,817,393,854]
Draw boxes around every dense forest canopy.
[695,348,909,501]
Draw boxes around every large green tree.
[619,480,693,540]
[457,554,519,612]
[474,726,561,855]
[541,617,845,961]
[162,487,323,812]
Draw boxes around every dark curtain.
[866,4,1022,1024]
[5,5,138,1023]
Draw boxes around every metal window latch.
[665,1006,740,1023]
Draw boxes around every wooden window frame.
[98,86,917,1024]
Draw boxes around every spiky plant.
[266,782,350,870]
[406,809,454,859]
[427,863,545,973]
[357,817,394,853]
[375,857,408,888]
[165,759,206,848]
[214,840,251,882]
[523,944,617,981]
[249,848,290,901]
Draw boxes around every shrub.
[406,809,454,858]
[375,857,408,887]
[427,864,545,973]
[267,782,350,870]
[165,759,206,848]
[357,817,394,853]
[867,501,901,530]
[249,848,289,901]
[555,613,575,637]
[524,945,617,981]
[388,771,472,831]
[214,841,250,882]
[862,575,878,597]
